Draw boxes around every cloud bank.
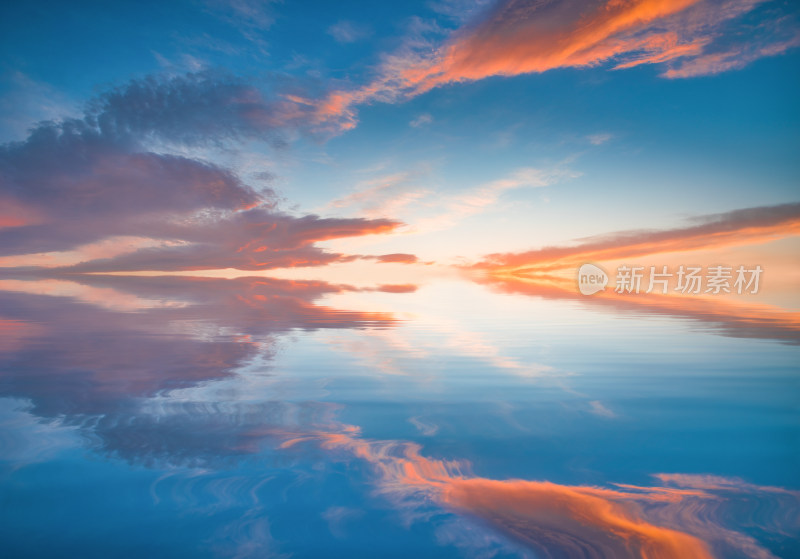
[0,73,401,272]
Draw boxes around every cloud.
[0,125,261,256]
[87,72,304,147]
[327,171,432,219]
[327,20,372,44]
[51,210,398,273]
[587,132,613,145]
[0,71,79,143]
[663,30,800,78]
[309,0,798,129]
[409,113,433,127]
[409,166,577,234]
[361,253,419,264]
[0,73,402,271]
[474,202,800,274]
[208,0,277,29]
[327,165,575,238]
[203,0,279,53]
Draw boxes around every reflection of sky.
[1,276,797,558]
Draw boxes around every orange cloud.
[280,426,796,558]
[439,478,714,559]
[310,0,795,129]
[410,0,703,90]
[362,253,419,264]
[467,203,800,345]
[474,202,800,275]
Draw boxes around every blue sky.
[0,0,798,269]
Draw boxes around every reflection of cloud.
[588,400,617,418]
[0,397,79,469]
[408,416,439,436]
[1,273,796,557]
[473,273,800,344]
[322,506,364,539]
[326,329,427,377]
[283,426,798,559]
[375,283,418,293]
[0,276,397,423]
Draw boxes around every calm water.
[0,274,797,558]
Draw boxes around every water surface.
[0,274,797,558]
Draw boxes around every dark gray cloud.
[86,72,295,146]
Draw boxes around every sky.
[0,0,799,285]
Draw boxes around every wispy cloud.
[409,113,433,128]
[327,20,372,44]
[474,203,800,274]
[308,0,798,130]
[587,132,613,146]
[203,0,279,53]
[328,165,576,236]
[408,166,578,234]
[327,171,432,219]
[0,71,79,143]
[360,253,419,264]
